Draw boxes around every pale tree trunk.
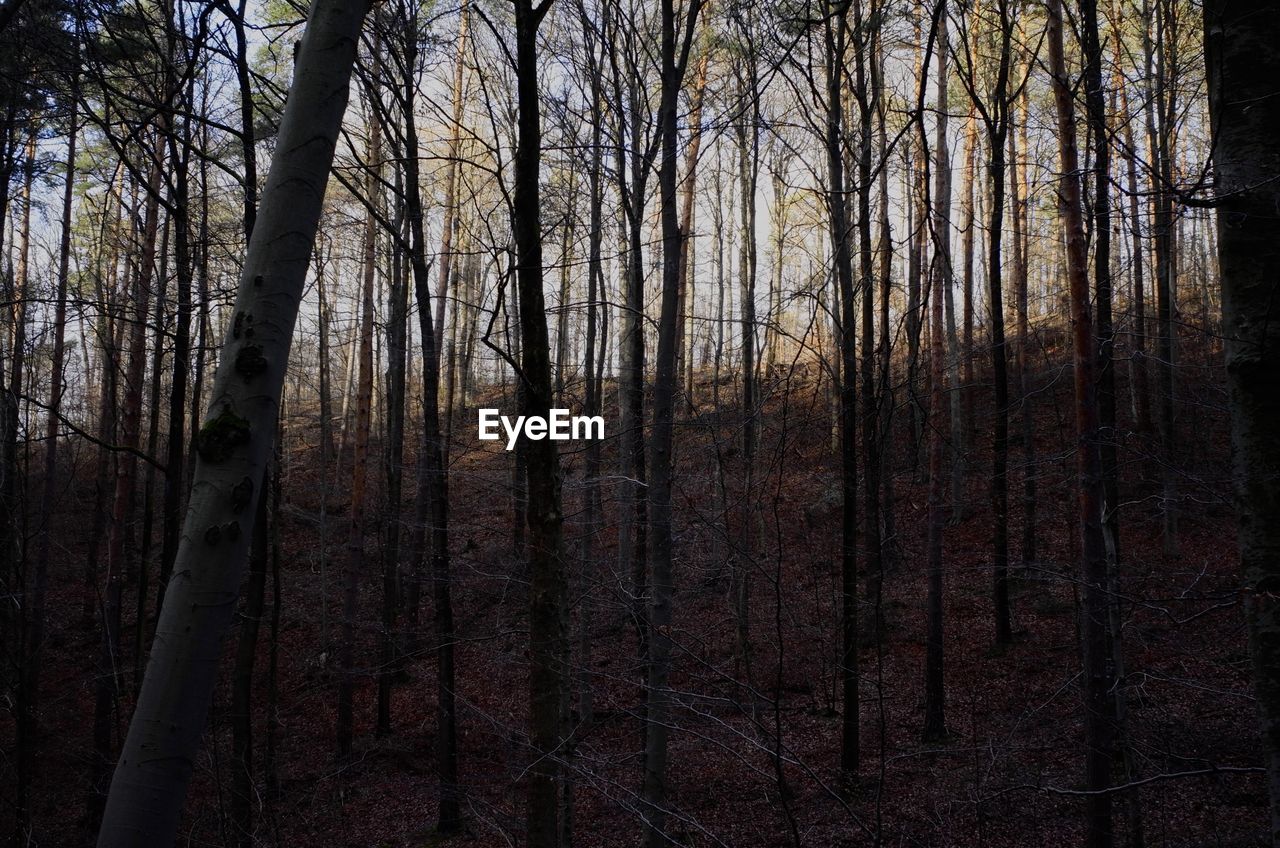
[1047,1,1117,844]
[1205,3,1280,842]
[231,473,269,848]
[96,0,369,839]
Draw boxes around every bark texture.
[96,0,369,840]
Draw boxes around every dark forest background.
[1,0,1279,846]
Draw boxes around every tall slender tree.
[1047,0,1118,842]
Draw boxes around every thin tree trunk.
[512,4,567,845]
[854,0,882,646]
[824,0,860,774]
[980,0,1014,647]
[1047,2,1117,843]
[1082,0,1121,580]
[923,0,949,742]
[1143,0,1178,556]
[378,108,409,737]
[435,0,469,370]
[1009,90,1036,569]
[337,109,380,759]
[399,7,460,821]
[94,151,162,826]
[18,80,77,836]
[642,0,704,841]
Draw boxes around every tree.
[508,2,567,846]
[96,0,371,839]
[922,0,949,744]
[336,98,379,759]
[394,0,459,827]
[642,0,704,840]
[1205,2,1280,842]
[1047,0,1118,842]
[822,0,860,774]
[953,0,1024,646]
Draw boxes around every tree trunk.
[923,0,949,742]
[1009,90,1036,568]
[338,108,379,759]
[18,80,76,837]
[1047,2,1117,843]
[979,0,1014,647]
[399,9,460,820]
[824,0,859,774]
[1082,0,1121,577]
[1204,3,1280,842]
[512,3,567,846]
[434,0,469,371]
[854,1,882,646]
[642,0,703,841]
[96,0,370,839]
[1143,0,1178,556]
[94,152,162,826]
[379,104,409,736]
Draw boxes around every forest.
[0,0,1278,844]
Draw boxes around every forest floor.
[11,329,1268,847]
